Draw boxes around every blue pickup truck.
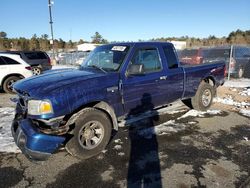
[11,42,225,160]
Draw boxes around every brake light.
[224,65,227,77]
[25,66,32,70]
[48,57,51,65]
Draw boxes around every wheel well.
[203,77,215,86]
[1,74,24,86]
[65,101,118,131]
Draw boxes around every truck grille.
[19,97,26,107]
[16,93,29,117]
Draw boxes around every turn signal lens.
[39,101,53,114]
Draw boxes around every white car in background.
[0,53,33,93]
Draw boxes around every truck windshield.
[81,45,130,72]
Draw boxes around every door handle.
[160,76,167,80]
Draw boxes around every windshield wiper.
[87,65,107,73]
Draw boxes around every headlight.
[28,100,53,115]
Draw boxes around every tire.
[32,66,42,75]
[65,108,112,160]
[3,76,20,94]
[191,81,215,111]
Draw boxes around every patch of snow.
[230,88,237,92]
[239,88,250,96]
[113,145,122,150]
[188,121,197,125]
[243,137,249,141]
[118,152,125,156]
[0,108,20,153]
[114,139,122,143]
[214,97,250,108]
[101,149,108,154]
[224,79,250,88]
[239,109,250,117]
[137,120,186,139]
[178,109,222,119]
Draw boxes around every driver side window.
[131,48,162,73]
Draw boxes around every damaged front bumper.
[12,118,66,161]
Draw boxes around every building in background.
[77,43,100,52]
[170,41,186,50]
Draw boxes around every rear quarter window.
[24,52,47,60]
[163,46,178,69]
[1,56,20,65]
[0,57,6,65]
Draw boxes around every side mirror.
[127,64,144,75]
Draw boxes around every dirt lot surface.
[0,83,250,188]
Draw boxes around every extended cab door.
[159,44,185,103]
[121,44,168,114]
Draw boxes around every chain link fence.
[47,51,90,66]
[177,45,250,79]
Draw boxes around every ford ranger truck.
[11,42,225,160]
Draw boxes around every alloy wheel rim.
[202,89,212,107]
[7,79,17,91]
[78,121,104,150]
[32,67,41,75]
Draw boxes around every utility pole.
[48,0,55,62]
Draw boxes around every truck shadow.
[127,93,162,188]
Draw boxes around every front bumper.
[12,118,65,161]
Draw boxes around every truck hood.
[14,68,112,97]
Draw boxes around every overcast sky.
[1,0,250,41]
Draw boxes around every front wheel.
[66,108,112,160]
[191,81,215,111]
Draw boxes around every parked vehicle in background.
[1,51,52,75]
[179,46,250,78]
[233,46,250,78]
[203,46,250,78]
[177,48,204,65]
[11,42,225,161]
[0,53,33,93]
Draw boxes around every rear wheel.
[66,108,112,160]
[3,76,20,94]
[190,81,215,111]
[32,66,42,75]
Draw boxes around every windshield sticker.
[111,46,126,51]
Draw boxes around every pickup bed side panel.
[183,62,225,99]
